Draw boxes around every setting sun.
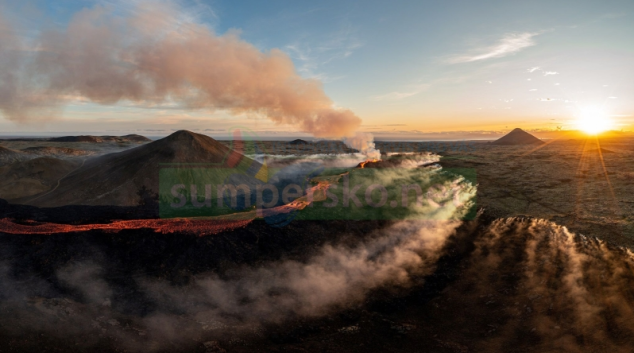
[576,107,614,135]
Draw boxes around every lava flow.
[0,179,341,237]
[358,159,379,168]
[0,218,253,236]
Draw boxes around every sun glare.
[576,107,614,135]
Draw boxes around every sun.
[575,106,614,135]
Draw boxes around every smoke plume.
[0,2,361,138]
[344,132,382,160]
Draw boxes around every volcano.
[491,128,544,145]
[289,139,310,145]
[26,130,260,207]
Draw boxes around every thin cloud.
[285,24,363,82]
[543,71,559,76]
[371,84,431,101]
[527,67,541,73]
[448,32,539,64]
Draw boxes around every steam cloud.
[343,132,382,160]
[0,2,361,138]
[5,185,634,351]
[0,153,474,350]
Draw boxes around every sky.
[0,0,633,140]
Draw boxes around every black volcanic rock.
[491,128,544,145]
[289,139,310,145]
[27,130,260,207]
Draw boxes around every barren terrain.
[438,137,634,248]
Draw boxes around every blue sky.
[1,0,633,139]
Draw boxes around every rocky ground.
[1,136,634,352]
[438,137,634,248]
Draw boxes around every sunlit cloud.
[448,32,539,64]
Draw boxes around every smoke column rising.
[0,2,361,138]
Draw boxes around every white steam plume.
[343,132,382,160]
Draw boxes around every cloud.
[371,83,431,101]
[543,71,559,76]
[527,67,541,73]
[448,32,538,64]
[284,24,363,83]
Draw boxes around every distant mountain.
[49,134,151,143]
[289,139,310,145]
[491,128,544,145]
[27,131,260,207]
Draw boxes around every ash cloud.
[0,2,361,138]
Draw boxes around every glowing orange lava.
[0,179,340,237]
[359,159,379,168]
[0,218,253,237]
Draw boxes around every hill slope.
[0,145,28,166]
[0,157,80,200]
[27,131,259,207]
[491,128,544,145]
